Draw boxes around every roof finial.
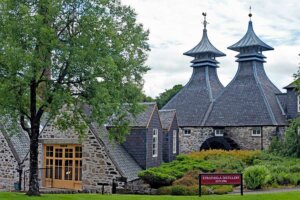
[202,12,208,30]
[249,6,252,21]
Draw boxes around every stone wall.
[39,124,121,193]
[179,126,286,153]
[179,127,214,154]
[0,131,18,191]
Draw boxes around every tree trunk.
[26,127,40,196]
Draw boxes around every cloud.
[121,0,300,97]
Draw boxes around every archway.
[200,137,239,151]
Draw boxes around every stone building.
[159,109,179,163]
[0,125,29,191]
[0,102,167,192]
[163,14,288,153]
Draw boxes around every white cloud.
[122,0,300,97]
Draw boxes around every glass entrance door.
[44,144,82,190]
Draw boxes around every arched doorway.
[200,137,239,151]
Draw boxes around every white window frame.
[172,130,177,154]
[152,129,158,157]
[184,129,191,136]
[252,127,262,137]
[298,95,300,113]
[214,129,224,137]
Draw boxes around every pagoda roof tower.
[163,13,225,126]
[204,11,287,126]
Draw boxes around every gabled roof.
[159,109,176,131]
[89,123,142,182]
[127,102,157,128]
[184,29,226,57]
[283,80,298,89]
[228,21,274,52]
[0,123,29,163]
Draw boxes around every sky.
[121,0,300,98]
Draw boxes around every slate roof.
[284,80,298,89]
[126,102,157,128]
[0,123,30,163]
[184,29,226,57]
[163,22,225,127]
[159,109,176,130]
[89,123,142,182]
[204,21,287,126]
[276,93,287,115]
[105,102,157,128]
[228,21,274,52]
[163,67,224,126]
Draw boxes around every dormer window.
[297,95,300,112]
[252,127,261,137]
[214,128,224,137]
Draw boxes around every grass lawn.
[1,192,300,200]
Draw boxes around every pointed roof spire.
[249,6,252,21]
[184,13,225,58]
[228,9,274,52]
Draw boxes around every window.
[184,129,191,135]
[152,129,158,157]
[214,129,224,137]
[173,130,177,154]
[298,95,300,113]
[252,127,262,137]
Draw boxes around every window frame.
[298,95,300,113]
[214,129,224,137]
[251,127,262,137]
[184,129,191,136]
[152,129,158,158]
[172,130,177,154]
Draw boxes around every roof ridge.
[253,62,277,125]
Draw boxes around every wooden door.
[44,144,82,190]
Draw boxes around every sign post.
[199,173,243,196]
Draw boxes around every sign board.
[199,173,243,196]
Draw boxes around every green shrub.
[244,165,269,189]
[270,166,289,173]
[276,172,292,185]
[200,186,210,195]
[289,165,300,173]
[138,170,176,188]
[205,155,245,173]
[157,186,172,195]
[158,185,205,196]
[290,173,300,185]
[171,185,188,195]
[212,185,233,195]
[172,175,197,187]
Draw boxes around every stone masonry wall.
[179,126,286,153]
[179,127,214,154]
[0,131,18,191]
[39,124,121,193]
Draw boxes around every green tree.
[156,84,183,109]
[0,0,149,196]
